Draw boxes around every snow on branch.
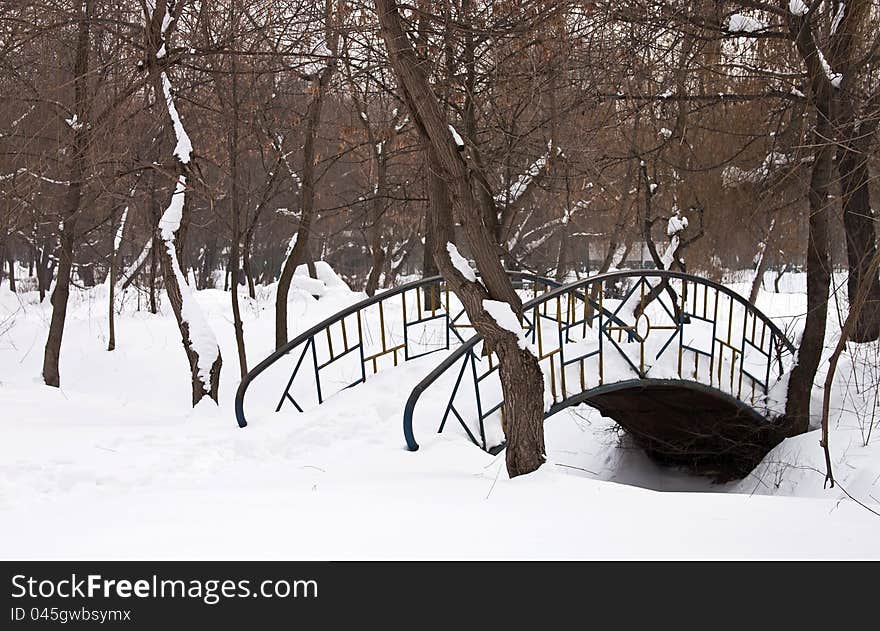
[1,168,69,186]
[830,3,845,35]
[816,47,843,88]
[448,124,465,150]
[789,0,809,17]
[302,38,332,76]
[496,153,548,207]
[722,152,791,186]
[727,14,769,33]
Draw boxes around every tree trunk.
[149,230,158,314]
[748,248,771,306]
[147,0,222,405]
[107,203,128,352]
[155,213,223,404]
[79,264,95,287]
[36,238,53,302]
[7,256,15,292]
[241,149,283,299]
[107,254,117,351]
[42,0,92,388]
[43,226,76,387]
[230,186,247,379]
[421,181,441,309]
[0,239,6,288]
[375,0,545,477]
[365,242,386,296]
[365,153,389,296]
[554,229,569,284]
[275,167,319,347]
[837,125,880,341]
[749,219,776,305]
[554,160,572,284]
[774,262,791,293]
[783,13,835,436]
[275,1,339,348]
[828,0,880,342]
[198,233,217,290]
[228,40,248,379]
[242,236,256,298]
[784,134,832,435]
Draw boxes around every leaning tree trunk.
[749,219,776,306]
[146,0,222,405]
[375,0,546,477]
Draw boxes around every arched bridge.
[234,271,565,428]
[403,270,795,478]
[236,270,794,479]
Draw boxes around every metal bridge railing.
[402,270,796,453]
[234,271,563,428]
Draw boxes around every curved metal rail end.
[235,381,248,428]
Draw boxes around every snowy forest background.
[5,1,871,331]
[1,0,880,558]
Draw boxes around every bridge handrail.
[234,270,563,427]
[402,269,796,451]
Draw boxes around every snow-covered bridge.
[236,270,795,478]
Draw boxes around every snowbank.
[0,269,878,559]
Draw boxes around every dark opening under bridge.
[235,270,795,478]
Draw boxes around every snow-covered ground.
[0,269,878,559]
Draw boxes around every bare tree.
[375,0,548,476]
[144,0,222,404]
[275,0,342,349]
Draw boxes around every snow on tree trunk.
[749,219,776,305]
[116,238,152,293]
[660,211,688,270]
[158,176,221,394]
[147,2,222,405]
